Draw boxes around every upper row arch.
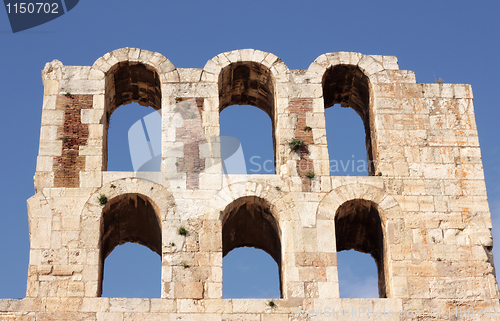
[89,48,400,83]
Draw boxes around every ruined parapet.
[1,48,497,320]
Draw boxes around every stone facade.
[1,48,498,320]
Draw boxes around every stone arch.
[79,178,177,296]
[91,47,178,83]
[306,52,399,84]
[96,48,168,114]
[203,49,290,87]
[317,183,404,298]
[317,183,400,229]
[208,180,301,299]
[221,195,283,297]
[201,50,291,174]
[91,48,174,171]
[221,196,281,262]
[322,63,374,174]
[207,180,287,221]
[307,53,395,176]
[204,50,289,173]
[81,177,177,221]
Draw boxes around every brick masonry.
[288,98,315,192]
[53,94,92,188]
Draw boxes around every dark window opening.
[335,199,386,298]
[104,62,161,171]
[219,62,276,173]
[323,65,374,175]
[99,193,161,298]
[222,197,282,298]
[220,105,274,174]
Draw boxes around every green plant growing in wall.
[98,194,108,205]
[65,92,72,97]
[305,172,315,180]
[177,226,187,236]
[304,126,312,132]
[175,97,182,103]
[110,184,116,189]
[289,139,303,151]
[268,299,277,308]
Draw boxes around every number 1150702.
[5,2,59,14]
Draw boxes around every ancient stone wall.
[1,48,498,320]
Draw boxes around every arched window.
[104,62,161,171]
[222,197,282,298]
[335,199,386,298]
[322,65,374,175]
[218,62,276,174]
[99,193,161,298]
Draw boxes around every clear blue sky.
[1,0,500,299]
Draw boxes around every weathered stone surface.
[1,48,498,320]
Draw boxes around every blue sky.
[1,0,500,299]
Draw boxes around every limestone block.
[45,298,83,312]
[81,109,104,124]
[317,220,335,252]
[317,282,339,299]
[358,55,384,75]
[30,217,52,249]
[224,50,242,64]
[261,53,279,69]
[60,78,104,95]
[41,109,64,126]
[44,80,60,95]
[35,156,53,172]
[149,299,176,313]
[79,171,102,188]
[440,84,454,98]
[178,299,205,313]
[231,299,270,313]
[295,202,318,227]
[261,314,289,321]
[383,55,399,70]
[174,282,203,299]
[178,68,202,83]
[203,59,221,75]
[42,94,57,110]
[96,312,123,321]
[109,298,150,313]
